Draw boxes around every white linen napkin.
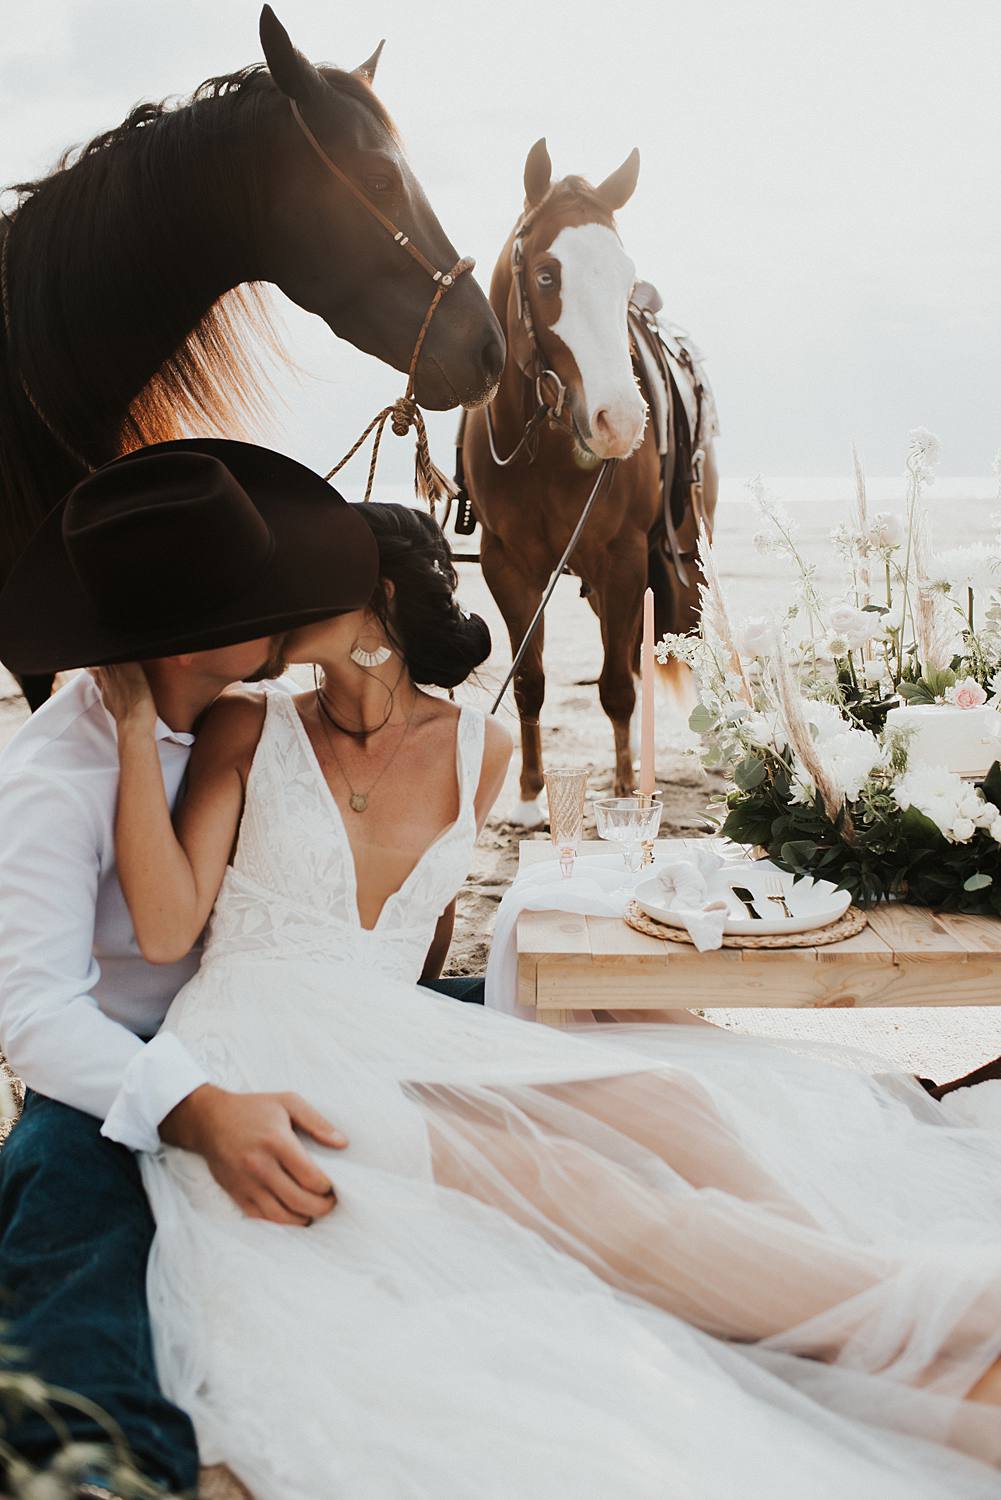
[484,846,729,1020]
[655,846,729,954]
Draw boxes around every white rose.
[951,817,976,843]
[739,616,775,658]
[829,604,859,634]
[863,662,886,687]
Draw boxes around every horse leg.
[594,541,646,796]
[480,532,547,827]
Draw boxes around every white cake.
[884,703,1001,778]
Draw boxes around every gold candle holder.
[638,790,661,867]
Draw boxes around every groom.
[0,440,482,1497]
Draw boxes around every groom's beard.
[245,636,288,684]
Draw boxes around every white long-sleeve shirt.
[0,671,208,1152]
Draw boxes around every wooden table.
[516,838,1001,1025]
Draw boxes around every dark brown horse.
[463,140,718,823]
[0,6,504,709]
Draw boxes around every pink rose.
[945,677,987,710]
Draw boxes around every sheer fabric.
[143,692,1001,1497]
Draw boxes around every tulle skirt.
[143,954,1001,1498]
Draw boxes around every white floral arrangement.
[657,431,1001,909]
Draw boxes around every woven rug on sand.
[199,1466,254,1499]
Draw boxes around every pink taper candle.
[639,586,655,798]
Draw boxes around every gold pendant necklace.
[314,689,417,813]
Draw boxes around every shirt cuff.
[101,1032,209,1153]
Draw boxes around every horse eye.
[536,268,558,290]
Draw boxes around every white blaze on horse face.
[548,223,646,460]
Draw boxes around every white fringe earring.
[350,641,393,668]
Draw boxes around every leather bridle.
[484,203,597,468]
[290,100,475,509]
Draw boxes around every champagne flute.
[544,768,589,878]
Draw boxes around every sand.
[1,487,1000,1081]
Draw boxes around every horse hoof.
[510,797,546,828]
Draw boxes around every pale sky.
[2,0,1000,486]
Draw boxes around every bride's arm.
[95,666,261,965]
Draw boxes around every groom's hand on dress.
[161,1084,348,1226]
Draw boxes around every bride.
[98,502,1001,1499]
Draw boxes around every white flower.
[804,699,850,741]
[893,764,994,842]
[742,710,786,752]
[826,726,885,801]
[752,530,777,556]
[738,615,776,658]
[720,698,748,722]
[991,817,1001,844]
[989,669,1001,699]
[830,522,869,559]
[926,544,998,594]
[822,632,851,659]
[869,511,905,549]
[828,603,882,651]
[906,427,942,483]
[863,662,887,688]
[882,601,904,635]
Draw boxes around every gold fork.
[761,873,794,920]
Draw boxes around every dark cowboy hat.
[0,438,380,674]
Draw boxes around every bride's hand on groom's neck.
[90,662,157,736]
[160,1084,348,1227]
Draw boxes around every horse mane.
[0,61,393,564]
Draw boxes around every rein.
[289,100,473,511]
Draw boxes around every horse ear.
[354,40,385,84]
[523,138,552,209]
[259,6,324,101]
[594,148,640,212]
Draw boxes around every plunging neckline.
[280,692,468,934]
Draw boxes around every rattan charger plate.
[624,899,868,949]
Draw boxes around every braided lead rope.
[1,214,95,472]
[324,254,471,511]
[289,99,472,512]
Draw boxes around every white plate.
[633,864,851,937]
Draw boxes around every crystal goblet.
[593,795,663,873]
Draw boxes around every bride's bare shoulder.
[192,687,269,776]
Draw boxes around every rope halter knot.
[288,99,474,513]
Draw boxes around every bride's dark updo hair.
[356,503,491,689]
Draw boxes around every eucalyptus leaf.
[733,755,767,791]
[688,703,715,735]
[963,873,993,892]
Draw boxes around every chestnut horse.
[463,140,718,823]
[0,6,503,709]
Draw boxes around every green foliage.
[897,666,958,706]
[721,754,1001,914]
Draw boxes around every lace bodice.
[200,690,485,984]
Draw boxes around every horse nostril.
[592,408,611,437]
[480,330,505,382]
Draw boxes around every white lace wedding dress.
[143,690,1001,1498]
